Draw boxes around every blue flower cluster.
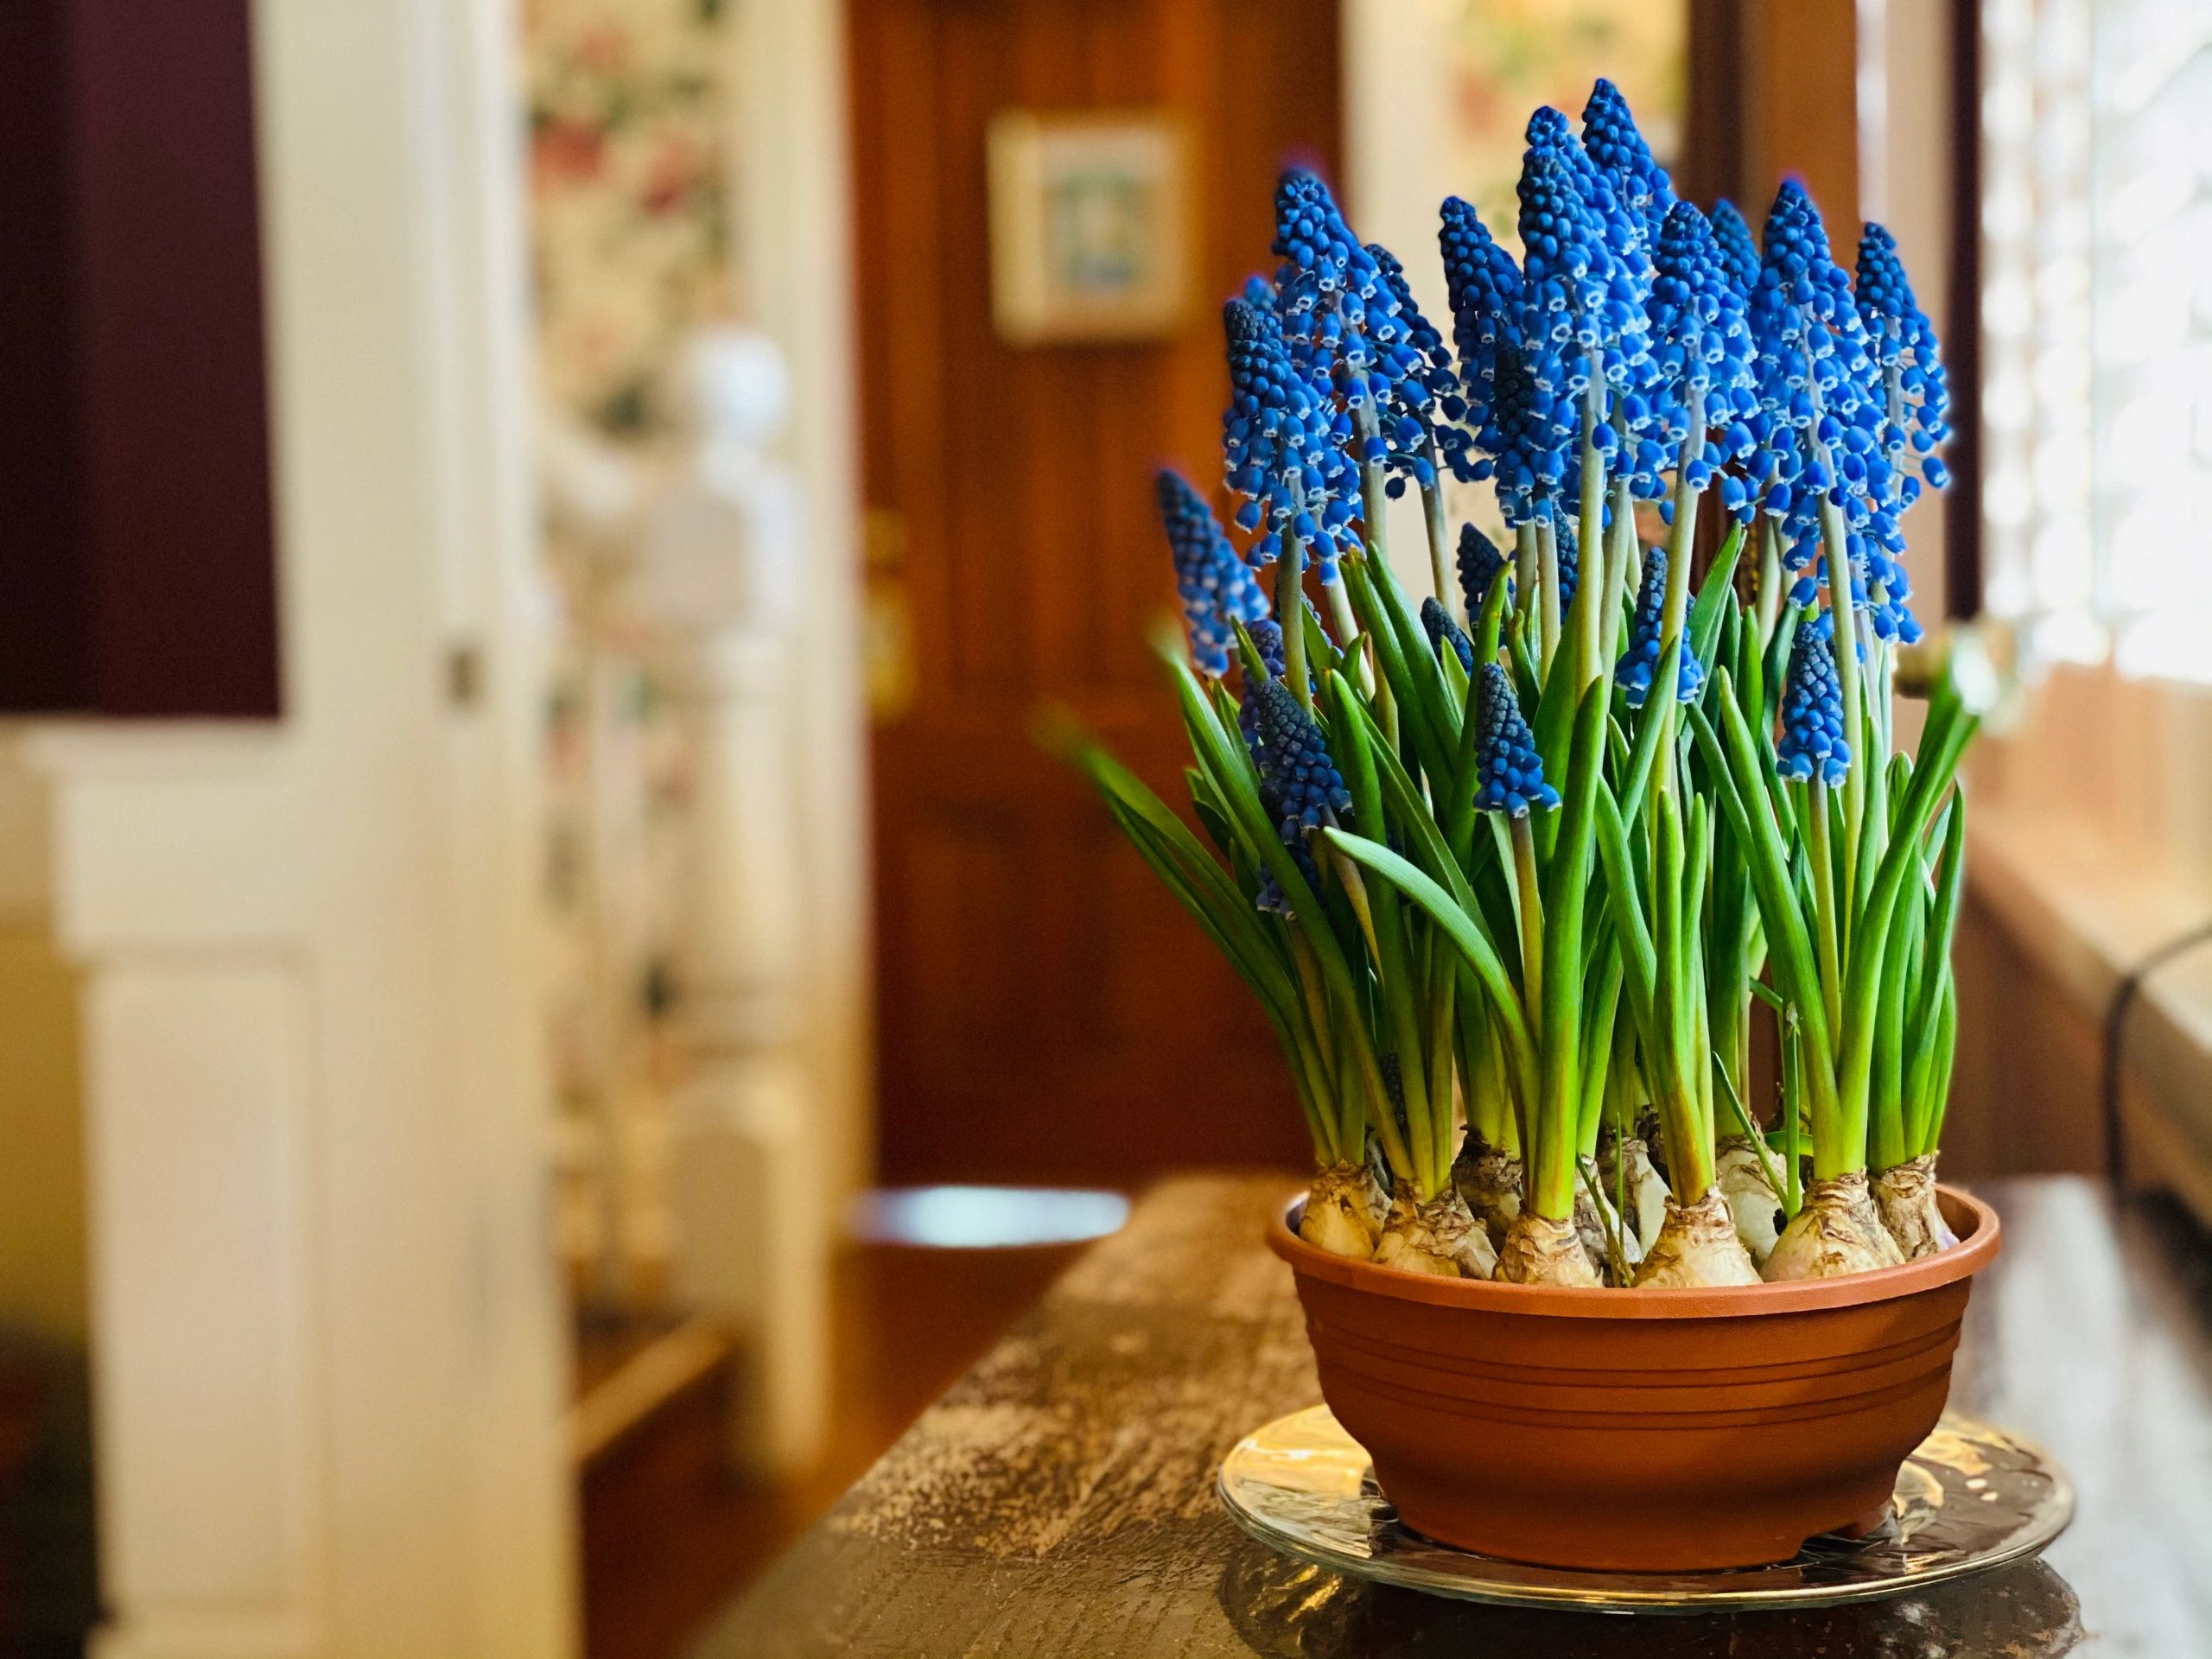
[1158,470,1269,678]
[1581,79,1673,241]
[1456,522,1512,615]
[1505,140,1611,522]
[1854,224,1952,499]
[1248,677,1354,914]
[1251,677,1353,834]
[1272,170,1459,527]
[1646,200,1759,522]
[1369,242,1473,493]
[1709,200,1761,300]
[1472,663,1560,817]
[1238,617,1287,742]
[1575,83,1685,501]
[1272,168,1404,413]
[1746,181,1933,644]
[1777,632,1851,788]
[1553,513,1580,614]
[1618,545,1703,708]
[1421,597,1476,674]
[1438,194,1523,487]
[1221,296,1355,582]
[1194,81,1952,702]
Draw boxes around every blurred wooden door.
[849,0,1341,1185]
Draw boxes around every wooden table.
[694,1175,2212,1657]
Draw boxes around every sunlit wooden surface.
[696,1173,2212,1657]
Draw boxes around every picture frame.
[986,108,1193,346]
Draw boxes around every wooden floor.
[579,1239,1085,1659]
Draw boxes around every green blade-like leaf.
[1321,828,1539,1116]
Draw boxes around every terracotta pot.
[1269,1185,1999,1571]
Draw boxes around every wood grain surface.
[694,1174,2212,1657]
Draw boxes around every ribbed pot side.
[1271,1188,1999,1572]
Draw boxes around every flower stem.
[1536,518,1562,681]
[1575,356,1607,684]
[1419,464,1455,620]
[1352,403,1393,569]
[1510,812,1546,1029]
[1805,780,1847,1040]
[1276,528,1309,711]
[1755,516,1783,648]
[1817,489,1866,894]
[1605,478,1637,684]
[1514,520,1540,636]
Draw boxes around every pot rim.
[1271,1184,1999,1319]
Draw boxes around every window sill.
[1967,804,2212,1223]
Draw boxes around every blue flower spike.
[1238,617,1287,742]
[1158,470,1268,679]
[1421,597,1476,675]
[1553,513,1580,615]
[1618,545,1704,708]
[1647,198,1760,518]
[1270,169,1401,411]
[1457,522,1513,615]
[1854,222,1952,493]
[1251,676,1353,832]
[1367,241,1472,492]
[1747,180,1909,635]
[1581,78,1675,243]
[1438,196,1523,475]
[1776,632,1852,788]
[1709,199,1762,300]
[1472,663,1560,817]
[1220,296,1350,582]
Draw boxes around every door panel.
[852,0,1342,1185]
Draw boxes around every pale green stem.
[1575,355,1607,683]
[1604,477,1637,688]
[1659,392,1706,655]
[1648,415,1706,779]
[1755,516,1783,649]
[1817,487,1866,917]
[1275,526,1308,712]
[1352,403,1393,570]
[1514,521,1540,634]
[1805,780,1847,1041]
[1419,463,1455,620]
[1510,813,1545,1042]
[1536,518,1562,681]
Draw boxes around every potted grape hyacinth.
[1054,81,2004,1572]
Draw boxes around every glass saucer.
[1217,1405,2073,1612]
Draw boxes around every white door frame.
[31,0,577,1653]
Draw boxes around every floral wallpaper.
[526,0,735,1299]
[528,0,734,441]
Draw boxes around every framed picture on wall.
[986,109,1192,346]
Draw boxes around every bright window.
[1980,0,2212,679]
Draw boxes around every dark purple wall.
[0,0,280,716]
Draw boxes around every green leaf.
[1320,828,1539,1117]
[1616,639,1683,826]
[1693,682,1838,1097]
[1761,602,1799,728]
[1344,558,1456,791]
[1688,523,1746,680]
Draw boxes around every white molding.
[732,0,875,1211]
[85,965,325,1649]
